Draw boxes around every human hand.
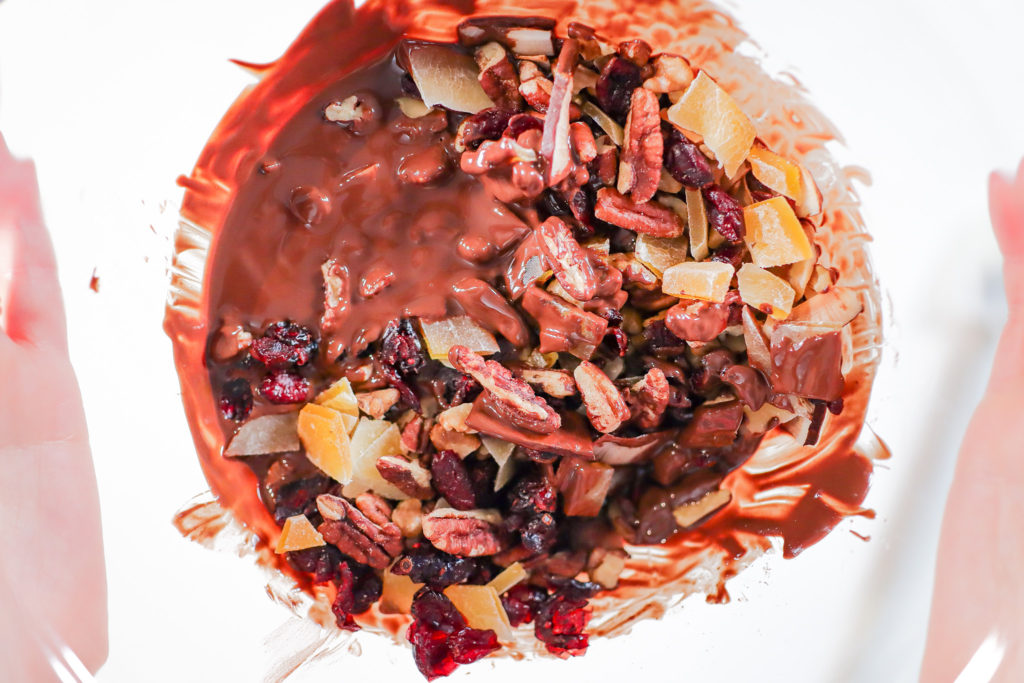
[920,161,1024,681]
[0,133,108,679]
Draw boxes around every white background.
[1,0,1022,680]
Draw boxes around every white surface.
[0,0,1021,681]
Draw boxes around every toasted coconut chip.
[225,412,300,456]
[788,286,863,329]
[582,101,624,146]
[684,187,709,261]
[405,43,495,113]
[395,96,434,118]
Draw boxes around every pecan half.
[628,367,670,429]
[358,263,397,298]
[594,188,683,237]
[642,54,694,94]
[421,508,506,557]
[429,422,481,458]
[355,388,400,419]
[521,286,609,360]
[448,345,561,434]
[517,367,577,398]
[540,38,578,186]
[376,455,434,499]
[316,493,403,569]
[392,498,424,538]
[475,42,522,110]
[536,216,598,301]
[574,361,631,433]
[618,88,663,203]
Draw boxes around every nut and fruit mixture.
[210,16,863,679]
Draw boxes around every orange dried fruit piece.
[342,418,409,500]
[662,261,734,303]
[737,263,796,320]
[487,562,527,595]
[420,316,500,360]
[380,572,424,614]
[316,377,359,418]
[405,43,495,114]
[634,234,689,277]
[274,514,325,554]
[748,144,803,200]
[666,71,756,177]
[443,584,514,643]
[298,403,353,484]
[742,196,814,268]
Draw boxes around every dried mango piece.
[748,144,802,199]
[275,514,325,554]
[743,197,814,268]
[380,572,424,614]
[342,418,409,500]
[420,316,500,360]
[737,263,796,320]
[666,71,756,177]
[634,234,689,277]
[487,562,527,595]
[444,584,514,643]
[298,403,353,484]
[662,261,734,303]
[315,377,359,418]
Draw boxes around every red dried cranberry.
[501,584,548,626]
[448,628,499,664]
[504,113,544,138]
[409,621,457,680]
[710,243,747,270]
[521,513,558,554]
[663,127,714,188]
[747,174,775,202]
[288,544,343,583]
[380,319,426,409]
[828,398,844,415]
[595,56,642,122]
[703,185,744,242]
[568,187,596,230]
[535,593,591,656]
[272,476,332,525]
[260,370,311,404]
[430,450,478,511]
[331,562,360,630]
[219,378,253,421]
[393,543,479,589]
[467,457,498,509]
[411,588,466,633]
[461,108,516,150]
[249,320,319,368]
[605,327,628,357]
[643,319,687,356]
[508,474,558,515]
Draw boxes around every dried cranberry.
[501,584,549,626]
[508,474,558,515]
[746,174,775,202]
[467,457,498,509]
[643,319,687,356]
[449,628,499,664]
[828,398,844,415]
[393,543,479,589]
[331,562,360,630]
[260,370,311,404]
[504,113,544,138]
[663,127,714,188]
[460,108,516,150]
[409,621,457,680]
[521,513,558,554]
[218,378,253,421]
[605,327,628,357]
[595,56,642,122]
[411,587,466,633]
[535,593,591,656]
[401,72,421,98]
[432,366,480,408]
[430,450,477,511]
[272,476,331,525]
[710,242,747,270]
[381,319,426,375]
[703,185,744,242]
[288,544,343,583]
[568,188,595,230]
[249,320,318,368]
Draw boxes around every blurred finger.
[988,159,1024,264]
[0,133,67,348]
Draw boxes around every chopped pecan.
[436,403,476,433]
[628,367,670,429]
[536,216,598,301]
[517,367,577,398]
[396,144,452,185]
[320,259,350,335]
[617,88,663,203]
[399,413,426,454]
[448,345,561,434]
[569,122,597,164]
[567,21,616,61]
[540,39,578,186]
[457,16,556,55]
[211,322,253,361]
[594,135,619,186]
[587,548,628,589]
[316,493,403,569]
[521,286,609,360]
[607,252,659,290]
[358,263,396,298]
[324,91,381,134]
[429,422,481,458]
[392,498,424,538]
[519,75,554,112]
[451,277,530,347]
[460,136,544,203]
[672,488,731,528]
[642,54,695,94]
[355,388,400,419]
[421,508,506,557]
[475,42,522,110]
[376,455,434,499]
[594,188,683,237]
[573,361,631,433]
